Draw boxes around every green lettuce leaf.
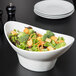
[42,30,54,41]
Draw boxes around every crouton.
[47,46,54,51]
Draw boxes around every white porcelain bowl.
[4,21,75,72]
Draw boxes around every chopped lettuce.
[51,40,56,46]
[42,34,48,41]
[8,33,12,38]
[55,42,66,49]
[16,42,28,50]
[29,29,34,34]
[32,44,39,51]
[42,30,54,41]
[57,37,64,41]
[31,33,37,38]
[18,32,26,38]
[32,39,39,44]
[46,30,54,37]
[10,35,18,43]
[18,32,29,43]
[44,42,54,48]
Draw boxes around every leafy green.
[14,29,19,33]
[16,42,27,50]
[32,44,39,51]
[46,30,54,37]
[10,35,18,43]
[51,40,56,46]
[42,30,54,41]
[11,36,15,42]
[18,32,26,38]
[31,33,37,38]
[29,29,34,34]
[18,32,29,43]
[55,42,66,49]
[32,39,39,44]
[57,37,64,41]
[14,29,16,31]
[44,42,54,48]
[42,34,48,41]
[8,33,12,38]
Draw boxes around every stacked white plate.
[34,0,75,19]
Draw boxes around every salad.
[8,27,66,52]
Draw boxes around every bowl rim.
[4,21,75,54]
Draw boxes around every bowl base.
[17,54,57,72]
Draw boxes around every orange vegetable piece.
[40,41,45,45]
[37,33,42,37]
[51,36,57,41]
[55,41,59,44]
[59,40,64,43]
[37,37,42,41]
[23,28,29,34]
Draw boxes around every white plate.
[34,0,74,19]
[34,9,74,19]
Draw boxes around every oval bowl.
[4,21,75,72]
